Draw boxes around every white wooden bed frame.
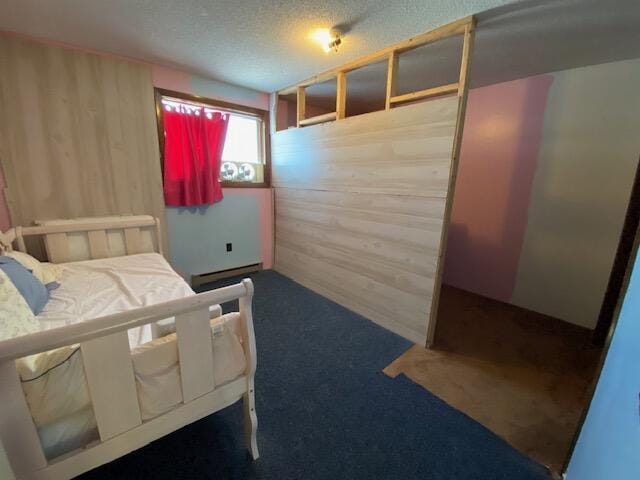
[0,216,259,479]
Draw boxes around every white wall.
[511,59,640,329]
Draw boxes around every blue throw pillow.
[0,256,50,315]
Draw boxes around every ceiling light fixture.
[311,28,342,53]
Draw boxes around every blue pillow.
[0,256,49,315]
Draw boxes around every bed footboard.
[0,279,258,480]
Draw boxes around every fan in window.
[237,163,256,182]
[220,162,238,181]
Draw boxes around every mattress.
[36,253,196,348]
[16,254,247,459]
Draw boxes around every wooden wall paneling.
[272,99,457,344]
[270,16,475,345]
[426,21,476,346]
[275,188,445,343]
[0,35,168,257]
[272,97,458,197]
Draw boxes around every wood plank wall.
[272,98,458,344]
[0,35,167,255]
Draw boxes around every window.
[156,89,270,189]
[220,114,265,184]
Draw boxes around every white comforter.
[37,253,194,347]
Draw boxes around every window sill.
[221,182,270,189]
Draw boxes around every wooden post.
[296,87,306,127]
[385,51,399,110]
[456,23,474,98]
[269,92,278,134]
[426,19,476,347]
[336,72,347,120]
[239,279,259,459]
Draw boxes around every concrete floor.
[384,285,601,473]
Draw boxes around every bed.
[0,216,259,480]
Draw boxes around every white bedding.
[37,253,195,347]
[17,254,247,459]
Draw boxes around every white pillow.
[5,251,62,285]
[0,269,40,340]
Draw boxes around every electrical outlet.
[226,243,232,252]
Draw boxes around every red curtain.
[163,105,229,206]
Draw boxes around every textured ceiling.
[0,0,516,92]
[1,0,639,109]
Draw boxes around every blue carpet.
[78,270,550,479]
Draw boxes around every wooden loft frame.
[275,16,476,128]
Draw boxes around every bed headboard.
[0,215,163,263]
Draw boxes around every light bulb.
[311,28,341,53]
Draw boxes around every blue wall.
[165,194,261,281]
[566,250,640,479]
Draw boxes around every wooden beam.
[426,20,476,348]
[298,112,337,127]
[269,92,278,135]
[385,52,399,110]
[278,16,474,95]
[336,72,347,120]
[389,82,459,105]
[296,87,306,127]
[457,23,474,97]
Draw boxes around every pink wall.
[442,75,553,301]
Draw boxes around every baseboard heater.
[191,263,262,288]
